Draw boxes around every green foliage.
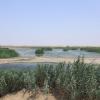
[0,48,19,58]
[35,47,52,56]
[34,58,100,100]
[63,46,100,53]
[63,46,79,51]
[0,70,35,96]
[0,58,100,100]
[35,48,44,56]
[80,47,100,53]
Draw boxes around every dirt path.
[0,56,100,64]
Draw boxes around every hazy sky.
[0,0,100,46]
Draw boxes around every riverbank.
[0,56,100,64]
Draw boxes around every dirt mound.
[0,91,56,100]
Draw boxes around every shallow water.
[0,62,56,70]
[0,63,36,70]
[1,48,100,69]
[14,48,100,58]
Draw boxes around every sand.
[0,90,56,100]
[0,56,100,64]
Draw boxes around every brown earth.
[0,90,56,100]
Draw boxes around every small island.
[35,48,44,56]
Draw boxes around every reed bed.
[63,46,100,53]
[80,47,100,53]
[0,58,100,100]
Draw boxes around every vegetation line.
[0,58,100,100]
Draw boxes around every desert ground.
[0,90,56,100]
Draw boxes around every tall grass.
[0,58,100,100]
[35,58,99,100]
[0,69,35,96]
[0,48,19,58]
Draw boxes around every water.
[1,48,99,69]
[14,48,36,57]
[0,48,100,70]
[0,63,36,70]
[0,62,55,70]
[14,48,100,58]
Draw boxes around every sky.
[0,0,100,46]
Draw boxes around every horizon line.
[0,45,100,47]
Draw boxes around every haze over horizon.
[0,0,100,46]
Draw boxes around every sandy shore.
[0,56,100,64]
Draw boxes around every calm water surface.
[0,48,100,69]
[14,48,100,58]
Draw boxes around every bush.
[35,48,44,56]
[34,58,99,100]
[0,48,19,58]
[0,58,100,100]
[0,70,35,96]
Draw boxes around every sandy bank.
[0,56,100,64]
[0,90,56,100]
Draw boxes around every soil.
[0,90,56,100]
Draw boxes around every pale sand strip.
[0,90,56,100]
[0,57,100,64]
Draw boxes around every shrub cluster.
[80,47,100,53]
[35,48,44,56]
[35,58,100,100]
[63,46,100,53]
[0,48,19,58]
[0,69,35,96]
[0,58,100,100]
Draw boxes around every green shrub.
[0,58,99,100]
[0,70,35,96]
[35,48,44,56]
[0,48,19,58]
[34,58,99,100]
